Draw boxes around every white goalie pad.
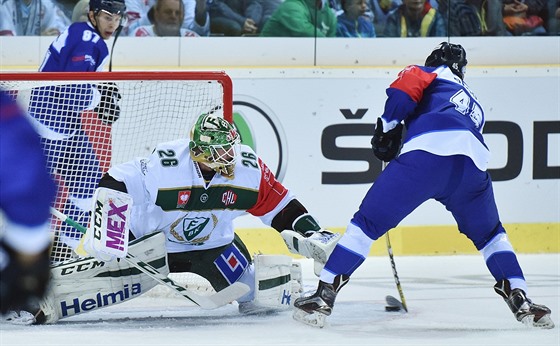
[39,232,168,324]
[82,187,132,262]
[252,255,302,310]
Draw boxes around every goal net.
[1,71,232,292]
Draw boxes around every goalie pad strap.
[40,232,168,323]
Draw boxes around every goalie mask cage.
[0,72,232,294]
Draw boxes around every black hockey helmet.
[89,0,126,16]
[425,42,468,80]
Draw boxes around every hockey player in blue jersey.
[39,0,126,72]
[293,42,554,329]
[30,0,125,251]
[0,90,57,316]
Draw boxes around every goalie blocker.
[82,187,132,262]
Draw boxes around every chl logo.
[222,190,237,206]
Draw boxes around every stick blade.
[385,295,405,312]
[196,282,251,310]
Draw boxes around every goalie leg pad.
[38,232,168,324]
[238,255,300,314]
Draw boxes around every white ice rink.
[1,254,558,346]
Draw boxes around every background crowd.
[0,0,558,38]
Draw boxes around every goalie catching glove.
[94,82,121,125]
[280,214,340,276]
[82,187,132,262]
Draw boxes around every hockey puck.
[385,305,402,312]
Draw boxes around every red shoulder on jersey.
[389,65,437,103]
[247,158,288,217]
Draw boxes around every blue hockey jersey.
[0,90,56,253]
[380,64,490,171]
[39,21,109,72]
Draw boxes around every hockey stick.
[381,162,408,312]
[108,24,123,72]
[385,232,408,312]
[50,207,249,309]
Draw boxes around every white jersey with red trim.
[108,140,294,253]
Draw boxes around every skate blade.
[292,309,327,328]
[520,314,555,329]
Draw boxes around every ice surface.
[1,254,558,346]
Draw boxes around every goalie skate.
[3,310,36,325]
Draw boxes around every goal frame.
[0,71,233,122]
[1,71,235,269]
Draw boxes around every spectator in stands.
[72,0,91,23]
[443,0,506,36]
[0,0,71,36]
[208,0,262,36]
[257,0,283,30]
[502,0,547,35]
[551,0,560,35]
[260,0,337,37]
[368,0,400,36]
[337,0,376,37]
[125,0,210,36]
[383,0,446,37]
[55,0,79,19]
[129,0,199,36]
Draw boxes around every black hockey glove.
[94,82,121,125]
[0,241,50,314]
[371,117,403,162]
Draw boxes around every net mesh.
[0,73,230,280]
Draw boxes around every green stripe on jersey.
[155,185,259,211]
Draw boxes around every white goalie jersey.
[108,139,294,253]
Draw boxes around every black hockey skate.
[494,279,554,329]
[292,275,349,328]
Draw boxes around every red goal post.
[0,71,232,121]
[0,71,233,267]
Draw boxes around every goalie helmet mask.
[189,113,240,178]
[425,42,468,80]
